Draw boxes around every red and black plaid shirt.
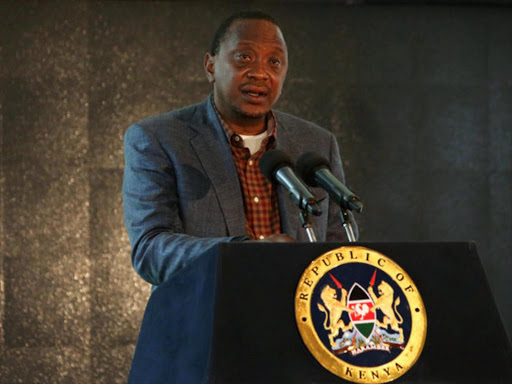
[213,101,281,240]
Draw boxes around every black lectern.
[128,243,512,383]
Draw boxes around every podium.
[128,242,512,383]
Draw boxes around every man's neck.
[224,115,267,136]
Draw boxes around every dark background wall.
[0,1,510,383]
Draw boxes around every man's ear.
[204,53,215,84]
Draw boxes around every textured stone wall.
[0,2,510,383]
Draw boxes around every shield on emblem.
[347,283,376,339]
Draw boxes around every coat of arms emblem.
[295,246,427,383]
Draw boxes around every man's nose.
[247,62,270,81]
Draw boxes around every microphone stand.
[299,210,317,242]
[339,208,356,242]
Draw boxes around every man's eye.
[236,53,251,62]
[270,58,281,66]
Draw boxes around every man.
[123,11,357,287]
[123,11,358,382]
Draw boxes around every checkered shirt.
[212,100,281,240]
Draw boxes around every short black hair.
[209,11,279,56]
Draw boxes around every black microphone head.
[259,149,293,182]
[296,152,330,187]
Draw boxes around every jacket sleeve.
[122,123,236,286]
[326,133,359,241]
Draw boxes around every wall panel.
[1,2,510,382]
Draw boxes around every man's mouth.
[241,87,269,103]
[240,85,270,101]
[245,91,266,97]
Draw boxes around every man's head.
[205,11,288,123]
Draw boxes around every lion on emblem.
[317,285,354,347]
[368,281,404,342]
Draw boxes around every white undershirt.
[239,130,269,155]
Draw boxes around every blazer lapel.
[188,98,247,237]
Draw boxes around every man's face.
[205,19,288,121]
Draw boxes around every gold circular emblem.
[295,246,427,383]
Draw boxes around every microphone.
[296,152,363,213]
[259,149,322,216]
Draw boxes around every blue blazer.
[123,96,356,287]
[123,97,357,383]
